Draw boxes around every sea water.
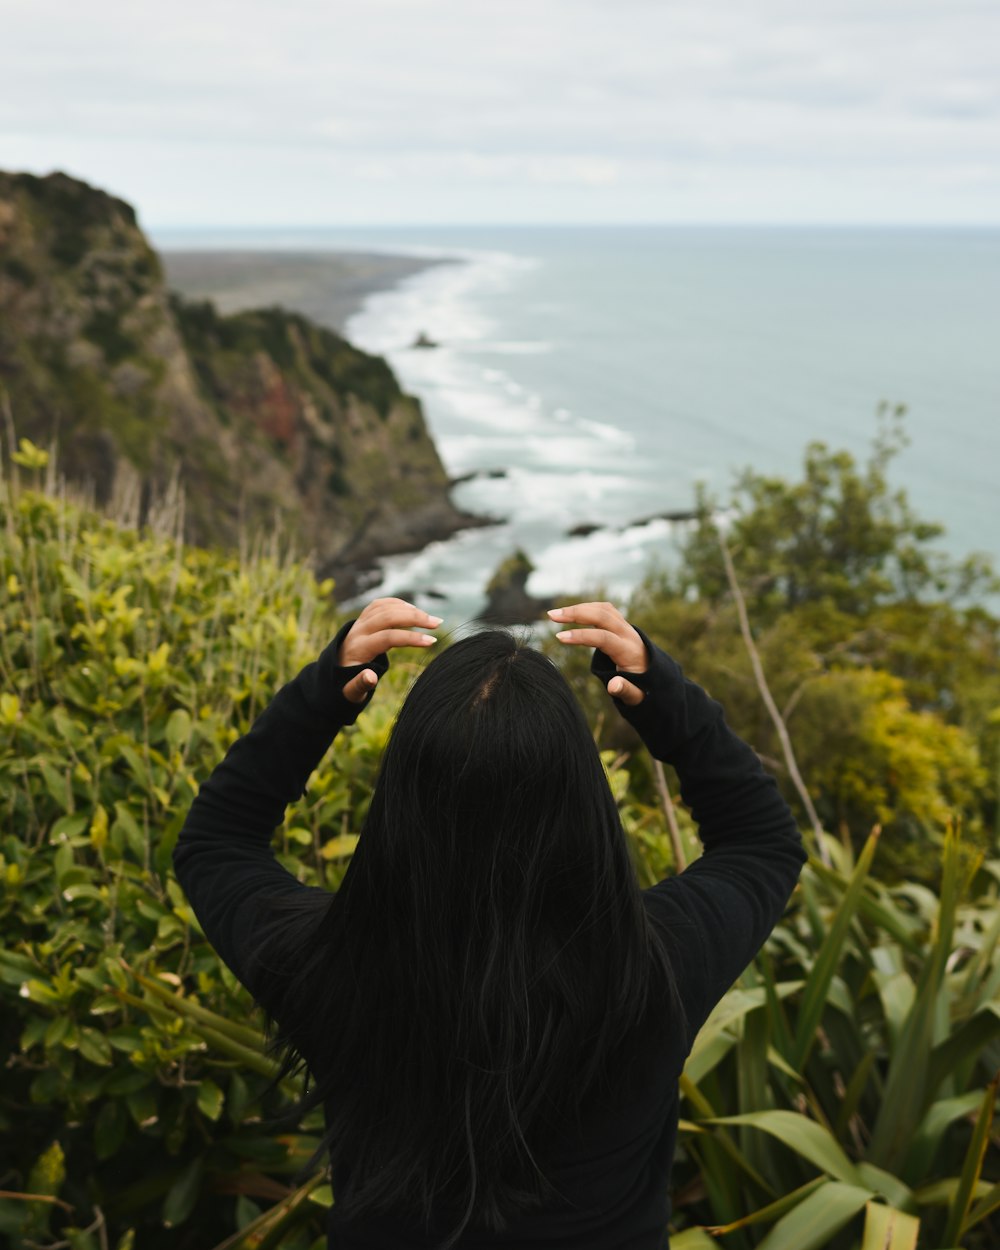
[154,226,1000,624]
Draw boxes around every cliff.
[0,169,483,593]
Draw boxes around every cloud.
[0,0,997,223]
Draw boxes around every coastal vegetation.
[552,408,999,887]
[1,427,999,1249]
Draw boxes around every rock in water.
[478,549,557,625]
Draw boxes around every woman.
[174,597,807,1249]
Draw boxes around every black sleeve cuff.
[589,624,660,696]
[312,618,391,726]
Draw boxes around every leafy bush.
[0,443,412,1247]
[612,413,1000,881]
[2,437,999,1248]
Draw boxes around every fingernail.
[422,634,438,644]
[364,671,378,685]
[609,678,622,694]
[556,631,572,641]
[427,615,444,626]
[547,608,564,618]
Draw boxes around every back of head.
[361,630,631,943]
[257,629,679,1245]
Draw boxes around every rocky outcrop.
[478,550,555,624]
[0,170,486,594]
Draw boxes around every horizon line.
[148,219,1000,233]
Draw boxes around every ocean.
[153,226,1000,624]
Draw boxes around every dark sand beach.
[160,249,448,333]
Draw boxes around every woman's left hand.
[339,597,443,704]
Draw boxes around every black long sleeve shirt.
[174,621,807,1249]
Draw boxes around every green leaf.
[965,1177,1000,1232]
[833,1050,876,1141]
[680,1075,776,1200]
[853,1163,913,1211]
[27,1139,66,1196]
[704,1177,827,1234]
[227,1072,251,1124]
[868,826,965,1170]
[111,802,146,858]
[165,708,192,752]
[94,1100,127,1161]
[196,1078,224,1122]
[77,1027,113,1066]
[235,1194,262,1228]
[913,1177,993,1208]
[319,832,359,858]
[687,983,802,1084]
[941,1074,998,1245]
[125,1085,158,1127]
[754,1181,874,1250]
[61,883,105,904]
[791,826,879,1070]
[859,1201,920,1250]
[669,1229,717,1249]
[45,1015,71,1048]
[706,1110,861,1185]
[119,743,152,789]
[902,1091,985,1181]
[162,1156,204,1228]
[40,760,72,812]
[49,813,90,842]
[926,1003,1000,1098]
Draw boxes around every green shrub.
[0,448,411,1247]
[2,440,998,1248]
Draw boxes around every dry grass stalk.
[653,758,687,871]
[717,527,831,867]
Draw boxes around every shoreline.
[160,248,453,334]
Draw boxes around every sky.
[1,0,998,228]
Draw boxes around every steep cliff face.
[0,170,480,590]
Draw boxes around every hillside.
[1,459,998,1247]
[0,170,483,593]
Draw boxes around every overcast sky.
[1,0,998,227]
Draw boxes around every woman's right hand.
[339,597,443,704]
[548,601,648,706]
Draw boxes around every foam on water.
[340,226,999,622]
[343,246,663,619]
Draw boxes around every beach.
[161,248,448,333]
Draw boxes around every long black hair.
[250,629,683,1245]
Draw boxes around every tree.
[618,410,999,879]
[674,404,998,621]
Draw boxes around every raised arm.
[550,602,807,1050]
[172,599,441,1003]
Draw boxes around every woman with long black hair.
[174,596,807,1248]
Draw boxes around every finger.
[550,603,647,671]
[364,628,439,652]
[341,623,440,665]
[365,598,443,630]
[547,601,624,630]
[607,675,645,707]
[343,669,379,705]
[553,626,624,655]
